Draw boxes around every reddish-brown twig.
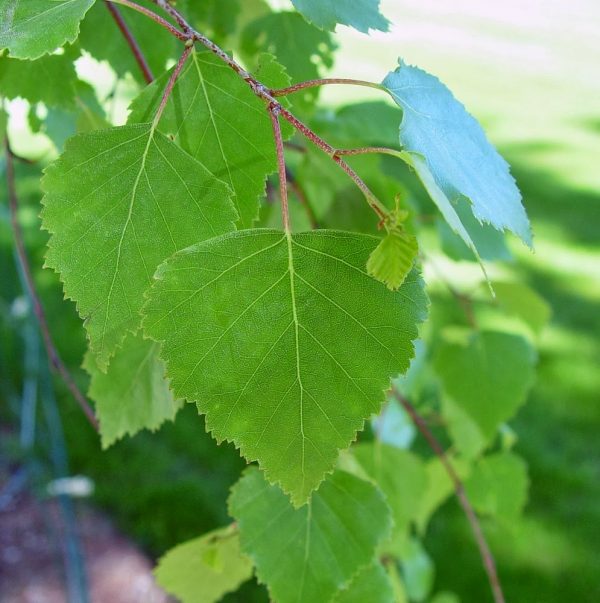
[270,78,384,97]
[4,142,99,431]
[107,0,188,41]
[104,1,154,83]
[391,387,505,603]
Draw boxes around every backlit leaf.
[367,227,418,290]
[85,332,183,448]
[155,525,253,603]
[143,229,427,504]
[41,123,236,369]
[229,467,392,603]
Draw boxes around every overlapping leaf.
[0,0,95,60]
[143,229,427,504]
[383,61,532,250]
[229,467,392,603]
[154,525,253,603]
[84,332,183,448]
[291,0,389,33]
[333,562,394,603]
[434,330,536,443]
[41,123,236,369]
[129,50,288,227]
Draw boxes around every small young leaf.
[154,525,253,603]
[84,332,183,449]
[41,123,236,369]
[0,0,95,60]
[383,61,532,247]
[464,452,529,520]
[291,0,389,34]
[434,331,536,442]
[143,229,427,505]
[367,227,418,290]
[229,467,392,603]
[332,561,394,603]
[129,50,288,227]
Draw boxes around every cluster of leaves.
[0,0,549,601]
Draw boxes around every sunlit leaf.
[291,0,389,33]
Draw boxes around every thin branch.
[270,78,384,97]
[4,142,99,431]
[104,1,154,83]
[153,45,193,127]
[106,0,188,41]
[268,106,290,232]
[391,387,505,603]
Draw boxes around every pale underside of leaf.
[41,123,236,370]
[384,61,532,248]
[291,0,390,33]
[143,229,428,505]
[229,467,392,603]
[0,0,95,60]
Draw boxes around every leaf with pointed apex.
[383,61,532,247]
[128,50,287,227]
[332,561,395,603]
[434,331,536,441]
[352,444,427,535]
[154,525,253,603]
[0,47,79,108]
[229,467,392,603]
[41,123,236,370]
[465,452,529,520]
[291,0,389,33]
[84,332,183,448]
[143,229,427,504]
[367,228,418,290]
[79,1,177,83]
[0,0,95,60]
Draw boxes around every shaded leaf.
[383,61,532,247]
[129,50,287,227]
[154,525,253,603]
[332,561,394,603]
[143,229,427,504]
[85,332,183,448]
[434,330,536,441]
[229,467,392,603]
[41,123,236,369]
[493,281,551,335]
[0,0,94,60]
[291,0,389,33]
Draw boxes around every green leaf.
[383,61,532,247]
[464,452,529,520]
[431,593,461,603]
[182,0,242,42]
[0,107,7,141]
[434,330,536,441]
[399,538,434,602]
[415,456,471,533]
[332,561,394,603]
[229,467,392,603]
[291,0,389,33]
[493,281,551,335]
[79,0,177,82]
[84,332,183,448]
[41,123,236,370]
[0,47,79,108]
[352,443,427,535]
[0,0,95,60]
[367,226,418,290]
[129,50,286,227]
[241,12,335,111]
[143,229,427,504]
[441,396,488,459]
[154,525,253,603]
